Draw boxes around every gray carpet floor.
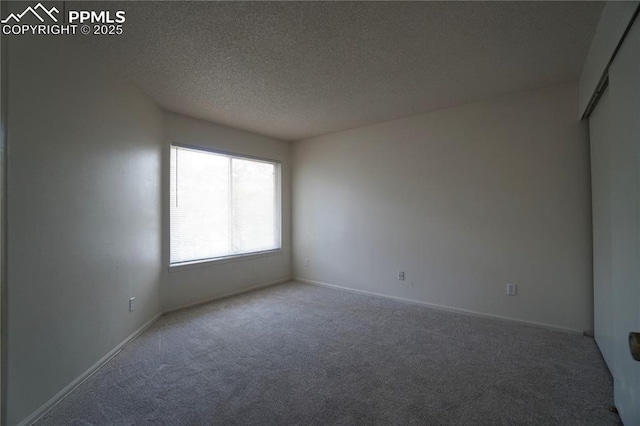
[38,281,620,425]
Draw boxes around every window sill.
[168,248,283,272]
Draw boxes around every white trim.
[294,277,584,336]
[163,277,292,314]
[18,313,162,426]
[171,142,282,166]
[168,248,284,272]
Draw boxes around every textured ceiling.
[81,1,603,141]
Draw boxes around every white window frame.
[169,143,282,269]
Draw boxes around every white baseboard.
[19,277,294,425]
[18,275,582,425]
[294,277,584,335]
[19,313,162,426]
[163,277,293,314]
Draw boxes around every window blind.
[170,145,280,265]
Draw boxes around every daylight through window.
[170,145,281,265]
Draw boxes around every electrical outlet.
[398,271,405,281]
[304,258,309,267]
[129,297,136,312]
[506,284,517,296]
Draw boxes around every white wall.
[161,112,292,311]
[293,82,593,333]
[7,36,163,425]
[5,36,292,424]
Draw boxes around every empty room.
[1,0,639,425]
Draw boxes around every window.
[170,144,281,266]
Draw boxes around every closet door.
[590,15,640,425]
[590,82,613,369]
